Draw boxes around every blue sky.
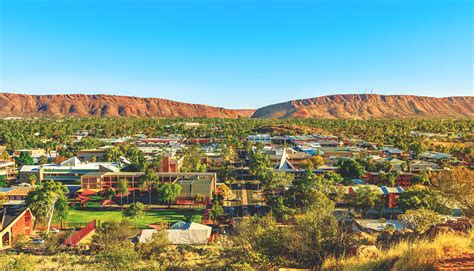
[0,0,472,108]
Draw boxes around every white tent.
[167,221,212,245]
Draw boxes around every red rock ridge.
[0,93,255,118]
[252,94,474,119]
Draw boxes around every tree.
[311,155,325,168]
[411,174,427,185]
[92,219,134,250]
[15,151,33,167]
[180,145,207,172]
[117,179,129,206]
[27,174,37,186]
[431,166,474,217]
[37,155,48,165]
[337,158,365,179]
[127,147,148,172]
[249,151,273,183]
[102,188,116,200]
[0,151,10,160]
[399,209,441,233]
[96,243,140,270]
[25,180,69,231]
[264,171,295,190]
[142,170,159,206]
[104,146,124,162]
[409,142,425,159]
[0,175,7,188]
[136,230,170,260]
[53,155,67,164]
[379,171,399,186]
[156,183,182,208]
[122,202,145,226]
[352,186,381,215]
[230,203,348,269]
[217,163,236,184]
[217,183,234,201]
[210,202,225,223]
[399,185,445,213]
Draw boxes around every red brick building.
[0,205,34,249]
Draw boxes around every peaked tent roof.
[60,156,81,166]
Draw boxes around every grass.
[321,231,473,271]
[60,208,203,228]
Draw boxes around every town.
[0,117,472,270]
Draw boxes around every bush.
[137,230,170,260]
[0,254,35,271]
[95,243,140,270]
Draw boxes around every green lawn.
[61,208,203,228]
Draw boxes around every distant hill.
[252,94,474,119]
[0,93,255,118]
[1,93,472,119]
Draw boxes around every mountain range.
[0,93,472,119]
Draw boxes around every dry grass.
[322,231,474,271]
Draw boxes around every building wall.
[11,210,33,237]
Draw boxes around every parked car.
[50,228,60,233]
[31,238,45,244]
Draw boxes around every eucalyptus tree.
[25,180,69,231]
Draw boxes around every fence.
[35,221,92,231]
[63,219,97,247]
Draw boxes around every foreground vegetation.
[2,229,472,270]
[322,231,474,271]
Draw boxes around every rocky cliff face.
[252,94,474,119]
[0,93,255,118]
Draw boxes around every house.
[388,158,407,172]
[137,136,184,146]
[344,185,403,209]
[383,147,403,157]
[0,159,16,182]
[14,148,46,157]
[380,186,404,208]
[320,147,360,165]
[77,146,113,161]
[419,151,452,161]
[0,205,34,249]
[186,138,213,145]
[295,142,321,156]
[247,134,271,144]
[364,172,415,187]
[318,140,340,148]
[409,160,441,172]
[3,187,34,203]
[354,219,405,233]
[19,156,121,184]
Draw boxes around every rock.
[355,245,380,259]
